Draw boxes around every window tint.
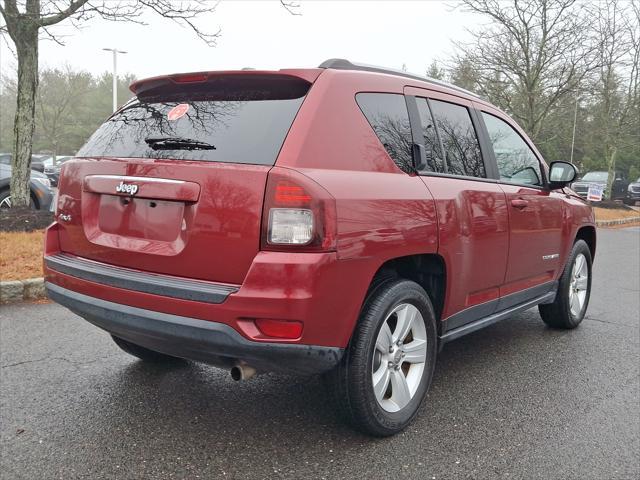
[356,93,413,174]
[77,97,305,165]
[429,100,485,178]
[482,112,542,186]
[415,98,444,172]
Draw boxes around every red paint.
[47,67,595,349]
[56,159,269,284]
[499,184,564,287]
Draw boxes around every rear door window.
[77,81,307,166]
[429,99,485,178]
[356,93,414,174]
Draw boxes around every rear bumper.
[44,222,374,349]
[46,282,344,375]
[45,253,239,304]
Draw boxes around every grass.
[0,205,638,282]
[0,230,44,281]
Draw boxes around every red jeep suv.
[44,59,595,436]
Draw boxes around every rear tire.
[539,240,592,329]
[324,279,438,436]
[111,335,187,364]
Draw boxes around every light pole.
[103,48,127,113]
[570,95,579,164]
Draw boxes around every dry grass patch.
[593,206,640,221]
[0,230,44,281]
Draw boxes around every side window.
[415,98,444,173]
[482,112,542,186]
[429,99,485,178]
[356,93,413,174]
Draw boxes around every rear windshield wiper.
[144,136,216,150]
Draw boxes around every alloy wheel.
[569,253,589,317]
[371,303,427,413]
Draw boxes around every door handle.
[511,199,528,209]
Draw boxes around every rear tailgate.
[54,71,318,285]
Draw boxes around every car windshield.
[581,171,608,182]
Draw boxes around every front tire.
[539,239,592,329]
[111,335,187,364]
[325,279,438,436]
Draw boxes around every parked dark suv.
[45,60,595,436]
[625,177,640,205]
[571,170,629,200]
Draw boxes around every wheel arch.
[575,225,596,260]
[365,254,447,336]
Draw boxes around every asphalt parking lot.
[1,227,639,480]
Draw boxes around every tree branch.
[280,0,301,16]
[40,0,89,27]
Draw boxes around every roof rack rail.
[318,58,480,99]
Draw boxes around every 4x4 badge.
[115,181,138,196]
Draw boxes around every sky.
[0,1,479,81]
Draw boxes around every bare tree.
[0,0,299,208]
[589,0,639,192]
[453,0,598,143]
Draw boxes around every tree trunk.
[10,27,39,209]
[606,146,617,198]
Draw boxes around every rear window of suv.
[77,76,308,166]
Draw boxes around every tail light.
[261,167,337,252]
[171,73,208,83]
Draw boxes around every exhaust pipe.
[230,364,257,381]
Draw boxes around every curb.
[595,216,640,227]
[0,277,46,304]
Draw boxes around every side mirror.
[412,143,427,171]
[548,161,578,190]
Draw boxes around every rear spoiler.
[129,69,323,99]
